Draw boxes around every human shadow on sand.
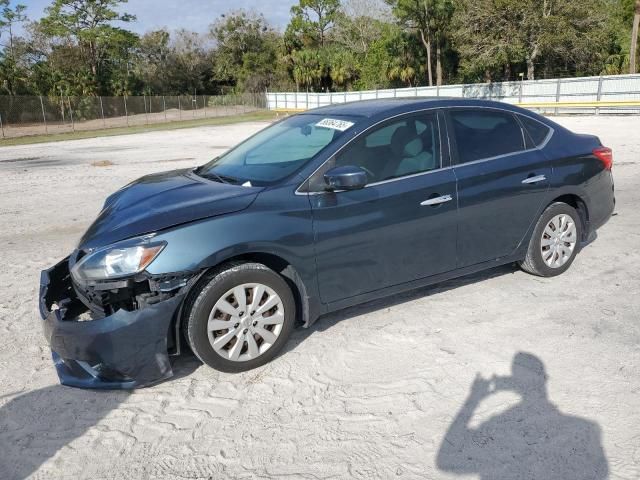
[436,352,608,480]
[0,353,199,480]
[0,384,129,480]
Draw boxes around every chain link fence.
[0,93,267,139]
[5,75,638,140]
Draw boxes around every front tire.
[519,202,582,277]
[184,262,296,373]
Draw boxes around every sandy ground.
[0,116,639,480]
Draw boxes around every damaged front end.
[39,254,199,389]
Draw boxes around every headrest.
[420,125,434,150]
[391,126,423,158]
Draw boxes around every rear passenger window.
[450,110,526,164]
[519,115,551,147]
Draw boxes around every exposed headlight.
[71,240,166,282]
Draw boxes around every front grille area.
[71,278,107,318]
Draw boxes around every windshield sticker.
[315,118,354,131]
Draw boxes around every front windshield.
[196,114,359,186]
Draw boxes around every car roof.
[300,97,525,119]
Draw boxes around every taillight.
[593,146,613,170]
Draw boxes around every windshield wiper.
[197,170,240,185]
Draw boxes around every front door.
[307,111,459,304]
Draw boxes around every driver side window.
[305,112,441,192]
[336,112,440,184]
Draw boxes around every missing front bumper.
[40,258,186,389]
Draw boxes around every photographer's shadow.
[0,351,198,480]
[436,352,608,480]
[0,385,130,480]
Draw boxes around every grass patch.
[0,110,278,147]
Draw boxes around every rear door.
[447,108,552,267]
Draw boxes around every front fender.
[146,186,323,325]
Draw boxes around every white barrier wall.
[267,74,640,114]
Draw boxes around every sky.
[14,0,299,33]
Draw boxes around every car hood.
[78,168,262,250]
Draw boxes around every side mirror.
[324,165,368,191]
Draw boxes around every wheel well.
[550,194,589,240]
[228,252,290,274]
[226,253,306,326]
[173,253,307,354]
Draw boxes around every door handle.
[522,174,546,184]
[420,194,453,206]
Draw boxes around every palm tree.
[292,50,322,92]
[386,39,417,87]
[329,51,357,90]
[631,0,640,73]
[388,62,416,86]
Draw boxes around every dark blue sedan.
[39,98,615,389]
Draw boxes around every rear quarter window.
[519,115,552,147]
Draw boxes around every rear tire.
[183,262,296,373]
[519,202,582,277]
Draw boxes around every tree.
[291,49,323,90]
[356,22,402,89]
[166,29,211,94]
[386,0,454,87]
[210,10,280,92]
[334,0,390,55]
[0,0,630,97]
[454,0,611,81]
[0,1,26,60]
[287,0,341,48]
[327,49,357,89]
[0,1,28,95]
[386,32,420,86]
[387,0,431,86]
[136,30,171,94]
[329,0,398,89]
[632,0,640,73]
[38,0,137,93]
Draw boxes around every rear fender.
[513,185,591,258]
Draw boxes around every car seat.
[384,126,435,179]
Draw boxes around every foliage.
[386,0,455,86]
[0,1,29,94]
[354,23,402,89]
[453,0,616,81]
[334,0,391,55]
[210,11,283,93]
[287,0,341,48]
[0,0,637,96]
[291,48,324,90]
[386,31,421,87]
[37,0,137,94]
